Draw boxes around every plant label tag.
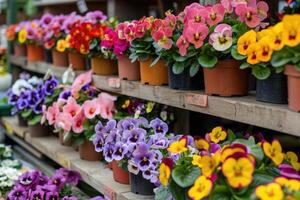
[77,0,88,13]
[107,78,121,89]
[185,93,208,107]
[104,187,116,200]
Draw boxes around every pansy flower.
[286,151,300,171]
[209,24,233,51]
[188,175,213,200]
[167,137,188,154]
[263,140,284,166]
[206,3,225,26]
[150,118,168,135]
[159,158,173,186]
[255,183,283,200]
[209,126,227,144]
[133,143,154,171]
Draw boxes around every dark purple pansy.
[7,185,27,200]
[59,90,71,100]
[8,93,19,105]
[33,100,44,114]
[18,170,41,190]
[48,174,66,190]
[44,78,59,95]
[55,168,81,185]
[29,188,45,200]
[16,99,29,110]
[45,190,59,200]
[279,164,300,180]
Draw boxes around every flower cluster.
[7,168,81,200]
[156,126,300,200]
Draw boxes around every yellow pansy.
[286,151,300,171]
[275,177,300,191]
[194,138,209,151]
[192,155,202,168]
[246,42,261,65]
[282,14,300,47]
[122,100,130,109]
[209,126,227,144]
[167,138,187,154]
[222,157,254,188]
[56,39,67,52]
[256,183,283,200]
[270,22,285,51]
[263,140,284,166]
[188,176,213,200]
[257,37,273,62]
[257,29,273,40]
[221,145,246,162]
[159,163,171,187]
[146,102,155,113]
[237,30,257,56]
[199,155,218,177]
[18,29,27,44]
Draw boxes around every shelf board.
[0,116,153,200]
[33,0,103,6]
[10,56,300,137]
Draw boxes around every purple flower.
[18,171,40,190]
[85,11,107,23]
[118,118,139,131]
[210,143,221,153]
[133,143,154,171]
[89,196,108,200]
[95,121,104,133]
[55,168,81,185]
[103,144,114,162]
[48,174,66,190]
[45,190,59,200]
[127,159,139,175]
[123,128,146,144]
[142,165,159,183]
[33,100,44,114]
[30,188,45,200]
[112,142,128,161]
[93,134,105,152]
[59,90,71,100]
[8,185,27,200]
[279,164,300,180]
[62,197,78,200]
[103,119,117,133]
[41,13,54,27]
[44,78,59,95]
[16,99,29,110]
[149,133,169,149]
[19,72,30,80]
[28,91,40,108]
[38,174,50,186]
[8,93,19,105]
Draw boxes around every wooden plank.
[1,116,28,138]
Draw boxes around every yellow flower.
[275,177,300,191]
[199,155,218,177]
[221,145,246,162]
[18,29,27,44]
[257,37,273,62]
[270,22,285,51]
[122,100,130,109]
[257,29,273,40]
[159,163,171,187]
[263,140,284,166]
[194,138,209,151]
[188,176,213,200]
[246,42,261,65]
[286,151,300,171]
[146,102,155,113]
[222,157,254,188]
[192,155,202,168]
[256,183,283,200]
[209,126,227,144]
[56,39,67,52]
[237,30,257,56]
[167,138,187,154]
[282,14,300,47]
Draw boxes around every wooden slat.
[10,56,300,137]
[1,116,28,138]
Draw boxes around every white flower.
[11,79,33,96]
[62,67,75,84]
[28,76,42,86]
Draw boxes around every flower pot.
[91,56,118,76]
[28,124,51,137]
[52,49,68,67]
[130,172,155,195]
[0,73,12,91]
[17,114,27,127]
[168,65,204,90]
[107,162,113,170]
[112,161,130,184]
[79,140,102,161]
[285,65,300,112]
[44,49,53,63]
[13,43,26,57]
[68,51,85,70]
[203,60,249,97]
[256,72,287,104]
[27,44,45,62]
[118,57,140,81]
[140,59,168,86]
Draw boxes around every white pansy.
[28,76,43,86]
[11,79,33,96]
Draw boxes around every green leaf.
[252,172,274,186]
[234,137,264,164]
[172,62,185,75]
[275,66,284,74]
[21,109,32,118]
[154,186,172,200]
[240,62,251,69]
[151,55,162,67]
[252,65,271,80]
[169,179,187,200]
[189,64,199,77]
[271,50,293,67]
[227,129,236,143]
[231,46,246,60]
[129,53,138,63]
[28,115,42,125]
[172,166,200,188]
[89,38,98,50]
[173,55,188,62]
[208,185,230,200]
[198,54,218,68]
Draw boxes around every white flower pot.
[0,73,12,91]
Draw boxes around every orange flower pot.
[68,51,85,70]
[27,44,45,62]
[118,57,140,81]
[79,140,103,161]
[112,160,130,184]
[14,43,26,57]
[140,59,168,85]
[52,49,68,67]
[91,56,118,75]
[285,65,300,112]
[203,60,249,97]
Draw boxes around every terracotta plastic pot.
[28,124,51,137]
[68,51,85,70]
[18,114,27,127]
[118,57,140,81]
[130,172,155,195]
[52,49,68,67]
[27,44,45,62]
[140,59,168,85]
[13,43,26,57]
[203,60,249,97]
[285,65,300,112]
[79,140,102,161]
[107,162,113,170]
[91,56,118,75]
[112,161,130,184]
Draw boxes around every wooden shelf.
[0,116,153,200]
[10,55,300,137]
[33,0,100,6]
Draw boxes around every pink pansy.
[209,24,233,51]
[63,97,81,119]
[176,35,189,56]
[221,0,233,13]
[183,22,209,49]
[206,3,226,26]
[116,22,128,40]
[235,4,260,28]
[72,111,85,134]
[97,92,116,120]
[152,29,173,50]
[184,7,208,24]
[56,112,72,132]
[83,99,100,119]
[124,24,136,42]
[165,13,177,30]
[46,102,60,126]
[184,2,204,13]
[71,70,92,97]
[256,1,269,20]
[232,0,256,7]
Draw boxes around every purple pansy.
[18,171,41,190]
[122,128,147,144]
[29,188,45,200]
[59,90,71,100]
[33,100,44,114]
[45,190,59,200]
[103,144,114,162]
[112,142,128,161]
[48,174,66,190]
[93,134,105,152]
[133,143,154,171]
[56,168,81,185]
[279,164,300,180]
[7,185,28,200]
[142,164,159,183]
[44,77,59,95]
[127,159,140,175]
[41,13,54,27]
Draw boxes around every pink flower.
[183,22,209,49]
[184,2,204,13]
[71,70,93,97]
[184,7,208,24]
[72,111,85,134]
[256,1,269,21]
[221,0,233,13]
[209,24,233,51]
[116,22,128,40]
[83,99,100,119]
[134,19,152,38]
[232,0,256,7]
[101,28,117,49]
[97,92,116,120]
[152,29,173,50]
[124,24,136,42]
[46,102,60,125]
[206,4,225,26]
[235,4,260,28]
[56,112,72,132]
[176,35,189,56]
[63,97,81,119]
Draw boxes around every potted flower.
[270,14,300,111]
[6,24,27,57]
[129,17,169,86]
